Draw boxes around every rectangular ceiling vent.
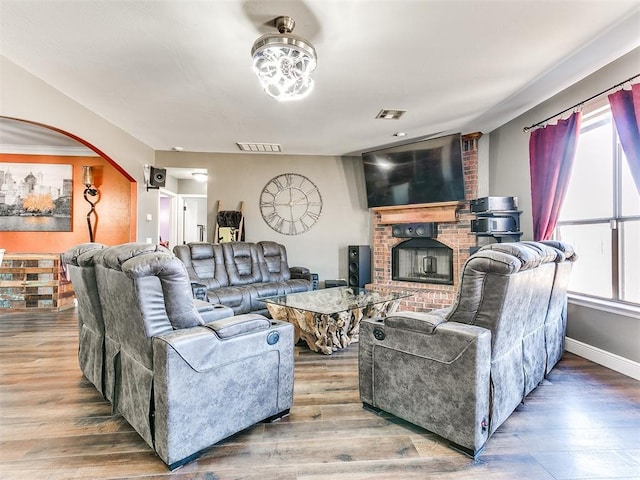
[375,109,406,120]
[236,142,282,152]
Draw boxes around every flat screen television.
[362,133,465,208]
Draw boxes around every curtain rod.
[523,73,640,133]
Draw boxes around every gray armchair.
[359,241,575,457]
[93,242,175,408]
[63,242,108,398]
[95,244,294,469]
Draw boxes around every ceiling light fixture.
[251,16,317,102]
[192,172,208,182]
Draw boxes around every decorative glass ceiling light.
[251,16,317,101]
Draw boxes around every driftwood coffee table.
[259,287,411,355]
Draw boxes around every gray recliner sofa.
[66,242,295,469]
[65,242,238,407]
[358,240,576,457]
[62,242,108,399]
[173,240,312,315]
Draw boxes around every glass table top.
[258,286,412,315]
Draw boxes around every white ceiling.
[1,0,639,157]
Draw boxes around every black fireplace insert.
[392,238,454,285]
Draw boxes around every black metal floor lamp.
[82,166,99,242]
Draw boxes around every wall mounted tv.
[362,133,465,208]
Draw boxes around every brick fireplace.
[366,133,480,312]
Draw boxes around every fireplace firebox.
[392,238,454,285]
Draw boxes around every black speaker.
[391,222,437,238]
[310,273,319,290]
[149,167,166,188]
[348,245,371,288]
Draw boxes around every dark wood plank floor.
[1,308,639,479]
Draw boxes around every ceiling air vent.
[236,142,282,152]
[375,109,406,120]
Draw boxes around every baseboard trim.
[565,337,640,381]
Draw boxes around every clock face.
[260,173,323,235]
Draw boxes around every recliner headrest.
[540,240,577,262]
[122,252,204,329]
[259,241,281,257]
[63,243,107,266]
[101,243,170,270]
[189,243,215,260]
[520,241,559,264]
[467,250,523,275]
[478,243,541,270]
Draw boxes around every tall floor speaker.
[348,245,371,288]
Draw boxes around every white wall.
[178,178,207,196]
[0,55,158,242]
[156,150,371,282]
[488,47,640,366]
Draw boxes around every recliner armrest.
[194,300,234,323]
[205,313,271,339]
[385,311,447,334]
[290,266,311,281]
[361,317,490,364]
[154,320,293,373]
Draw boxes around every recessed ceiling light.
[192,172,208,182]
[393,132,407,137]
[375,109,406,120]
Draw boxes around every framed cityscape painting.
[0,162,73,232]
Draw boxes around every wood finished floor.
[0,309,639,480]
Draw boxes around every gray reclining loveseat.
[359,240,576,457]
[173,240,312,315]
[65,242,295,469]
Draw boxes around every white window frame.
[554,101,640,307]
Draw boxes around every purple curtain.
[608,83,640,193]
[529,112,582,241]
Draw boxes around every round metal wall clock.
[259,173,322,235]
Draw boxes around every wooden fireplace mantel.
[372,201,464,224]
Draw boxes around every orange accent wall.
[0,154,136,253]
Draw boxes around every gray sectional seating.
[64,242,295,469]
[62,242,108,399]
[173,241,312,315]
[358,240,576,458]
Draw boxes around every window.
[554,102,640,305]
